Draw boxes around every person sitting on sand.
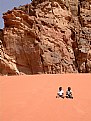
[66,87,73,99]
[56,87,64,99]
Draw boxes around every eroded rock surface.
[0,0,91,75]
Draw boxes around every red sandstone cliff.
[0,0,91,75]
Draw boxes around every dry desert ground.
[0,74,91,121]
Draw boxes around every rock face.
[74,0,91,73]
[0,0,91,75]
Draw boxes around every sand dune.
[0,74,91,121]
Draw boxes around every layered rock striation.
[0,0,91,75]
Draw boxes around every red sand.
[0,74,91,121]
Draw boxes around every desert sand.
[0,74,91,121]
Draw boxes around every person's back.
[56,87,64,99]
[66,87,73,99]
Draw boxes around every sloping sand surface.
[0,74,91,121]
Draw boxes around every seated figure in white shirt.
[56,87,64,99]
[66,87,73,99]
